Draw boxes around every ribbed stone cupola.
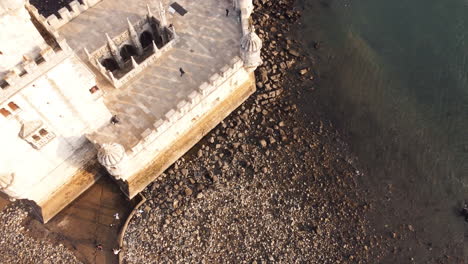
[97,143,127,179]
[240,29,262,69]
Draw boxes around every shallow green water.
[298,0,467,261]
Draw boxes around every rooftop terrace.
[58,0,242,149]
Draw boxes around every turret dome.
[240,29,263,69]
[97,143,125,167]
[241,31,262,52]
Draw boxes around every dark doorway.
[139,31,154,49]
[101,58,119,72]
[120,45,138,62]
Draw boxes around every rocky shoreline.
[122,0,379,263]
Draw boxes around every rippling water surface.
[297,0,467,261]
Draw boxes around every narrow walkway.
[24,175,138,264]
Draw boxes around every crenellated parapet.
[25,3,60,38]
[86,9,178,88]
[42,0,104,30]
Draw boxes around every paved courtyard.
[58,0,242,149]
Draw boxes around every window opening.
[0,108,11,117]
[8,102,19,111]
[89,85,99,94]
[39,129,48,136]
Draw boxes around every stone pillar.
[152,40,159,54]
[146,4,153,19]
[156,0,167,26]
[97,143,127,179]
[105,33,124,69]
[170,25,177,39]
[127,18,144,55]
[95,58,106,73]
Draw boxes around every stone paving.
[58,0,242,149]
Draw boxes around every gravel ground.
[0,202,80,264]
[122,0,379,263]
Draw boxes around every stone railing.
[126,56,244,157]
[0,40,72,103]
[44,0,103,29]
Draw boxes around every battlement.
[44,0,103,30]
[25,3,60,38]
[125,56,244,158]
[0,39,72,103]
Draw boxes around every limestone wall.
[115,56,248,181]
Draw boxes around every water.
[297,0,468,261]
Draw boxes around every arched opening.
[101,58,119,72]
[139,31,154,49]
[120,45,138,62]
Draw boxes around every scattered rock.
[184,187,193,196]
[288,49,300,57]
